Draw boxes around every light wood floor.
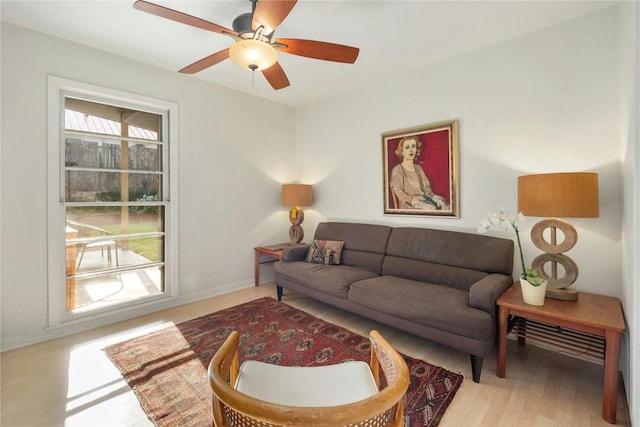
[1,283,631,427]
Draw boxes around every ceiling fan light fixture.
[229,39,278,71]
[134,0,359,90]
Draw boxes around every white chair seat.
[209,330,409,427]
[85,239,117,249]
[235,360,378,407]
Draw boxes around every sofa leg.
[276,285,283,301]
[470,354,483,383]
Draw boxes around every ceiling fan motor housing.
[232,13,255,38]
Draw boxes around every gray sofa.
[274,221,514,382]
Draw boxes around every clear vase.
[520,278,548,306]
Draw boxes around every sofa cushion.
[385,227,514,276]
[382,256,488,292]
[274,261,379,299]
[348,276,494,341]
[306,240,345,265]
[314,222,392,274]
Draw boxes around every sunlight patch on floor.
[62,320,177,426]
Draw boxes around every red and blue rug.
[104,297,463,426]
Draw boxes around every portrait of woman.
[382,120,459,217]
[390,135,449,210]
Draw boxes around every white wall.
[620,1,639,424]
[0,23,296,349]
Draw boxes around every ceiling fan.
[133,0,360,90]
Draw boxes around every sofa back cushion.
[314,222,392,274]
[382,227,514,291]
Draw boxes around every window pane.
[65,134,162,171]
[66,234,164,274]
[65,98,161,141]
[66,206,164,234]
[65,171,161,202]
[67,266,164,313]
[66,207,165,274]
[55,87,172,318]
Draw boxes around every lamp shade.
[281,184,312,207]
[229,39,278,71]
[518,172,599,218]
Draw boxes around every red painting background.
[386,128,451,209]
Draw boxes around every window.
[47,77,178,326]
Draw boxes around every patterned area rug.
[104,297,463,427]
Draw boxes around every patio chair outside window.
[67,219,119,269]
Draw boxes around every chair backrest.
[208,330,409,427]
[66,219,113,238]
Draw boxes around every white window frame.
[47,76,179,327]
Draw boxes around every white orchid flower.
[477,209,540,285]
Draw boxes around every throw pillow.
[306,239,345,265]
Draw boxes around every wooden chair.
[208,330,409,427]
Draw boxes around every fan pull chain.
[249,64,258,89]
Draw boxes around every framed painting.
[382,119,459,217]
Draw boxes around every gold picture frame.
[382,119,459,217]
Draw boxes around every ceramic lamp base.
[288,207,305,244]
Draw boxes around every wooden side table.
[497,283,625,424]
[254,243,292,286]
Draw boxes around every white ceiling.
[1,0,618,107]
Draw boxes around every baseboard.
[1,280,254,352]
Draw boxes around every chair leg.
[276,286,283,301]
[106,242,119,266]
[470,354,483,383]
[76,245,86,270]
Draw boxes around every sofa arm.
[469,274,513,318]
[280,244,309,262]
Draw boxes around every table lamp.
[281,184,313,244]
[517,172,599,300]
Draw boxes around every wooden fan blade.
[262,62,290,90]
[134,0,234,35]
[252,0,297,35]
[274,38,359,63]
[179,48,230,74]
